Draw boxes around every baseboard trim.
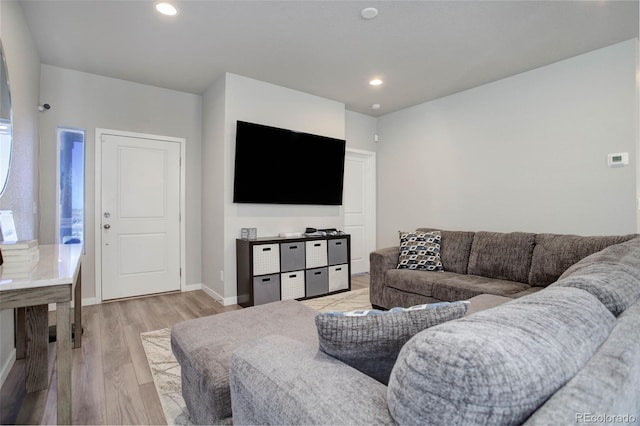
[200,285,238,306]
[223,295,238,306]
[82,297,97,306]
[182,283,202,292]
[0,348,16,387]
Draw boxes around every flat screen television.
[233,121,346,205]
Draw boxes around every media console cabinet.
[236,234,351,307]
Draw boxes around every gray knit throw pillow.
[315,301,469,384]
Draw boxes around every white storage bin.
[305,240,327,269]
[329,264,349,292]
[280,270,306,300]
[253,244,280,276]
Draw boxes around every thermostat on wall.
[607,152,629,167]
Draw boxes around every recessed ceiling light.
[361,7,378,20]
[369,78,383,86]
[155,2,178,16]
[371,104,381,110]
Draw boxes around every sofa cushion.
[381,286,443,309]
[511,287,544,298]
[417,229,476,274]
[467,231,535,284]
[387,287,616,425]
[315,301,469,385]
[560,236,640,281]
[385,270,463,298]
[430,274,530,301]
[171,300,318,424]
[551,263,640,316]
[523,302,640,425]
[397,231,443,271]
[229,335,395,426]
[528,233,636,287]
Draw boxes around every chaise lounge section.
[370,228,636,309]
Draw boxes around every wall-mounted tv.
[233,121,346,205]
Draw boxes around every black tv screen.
[233,121,346,205]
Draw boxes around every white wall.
[636,32,640,232]
[39,65,203,301]
[199,73,346,303]
[0,0,41,385]
[345,110,377,152]
[377,40,638,248]
[201,74,227,297]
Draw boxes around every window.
[57,128,85,245]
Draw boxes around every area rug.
[300,287,371,312]
[141,287,370,425]
[140,328,192,425]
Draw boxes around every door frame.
[94,128,186,303]
[344,147,376,274]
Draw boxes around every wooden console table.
[0,244,82,425]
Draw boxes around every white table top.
[0,244,82,291]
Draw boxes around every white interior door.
[344,149,376,274]
[101,134,181,300]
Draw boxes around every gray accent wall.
[377,40,638,248]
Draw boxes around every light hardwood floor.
[0,274,370,425]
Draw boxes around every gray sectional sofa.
[229,236,640,425]
[370,228,636,309]
[172,230,640,425]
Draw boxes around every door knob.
[104,224,111,229]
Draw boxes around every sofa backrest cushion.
[552,237,640,316]
[523,301,640,425]
[552,264,640,317]
[559,236,640,281]
[466,231,535,283]
[417,228,475,274]
[528,233,636,287]
[387,287,616,426]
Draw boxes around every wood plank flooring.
[0,274,369,425]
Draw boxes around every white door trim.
[95,128,186,303]
[345,147,376,273]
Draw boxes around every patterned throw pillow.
[315,301,469,385]
[397,230,444,271]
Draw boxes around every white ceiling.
[19,0,639,117]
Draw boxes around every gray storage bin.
[305,267,329,298]
[253,274,280,305]
[328,238,348,266]
[280,242,306,273]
